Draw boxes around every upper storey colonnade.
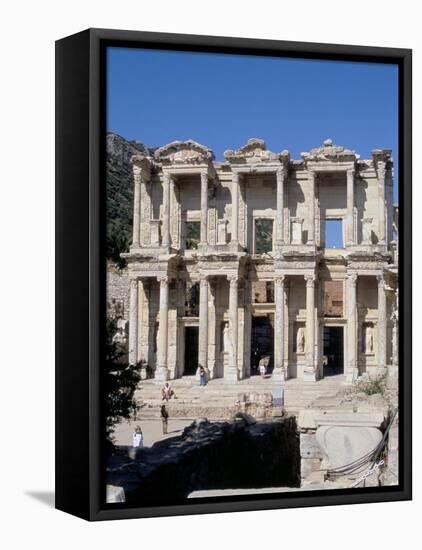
[128,138,395,257]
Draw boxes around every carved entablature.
[301,139,359,163]
[371,149,393,173]
[131,154,154,178]
[224,138,290,166]
[154,140,215,166]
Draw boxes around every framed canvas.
[55,28,412,521]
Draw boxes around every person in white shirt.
[132,426,144,448]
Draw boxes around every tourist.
[199,365,207,386]
[160,404,169,434]
[132,425,144,448]
[259,362,267,379]
[161,382,174,402]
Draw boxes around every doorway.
[184,326,199,375]
[323,326,344,376]
[250,316,274,375]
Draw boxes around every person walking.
[198,365,207,386]
[161,382,174,402]
[132,425,144,448]
[160,404,169,435]
[259,361,267,379]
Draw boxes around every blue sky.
[107,47,398,202]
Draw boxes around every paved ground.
[188,486,328,498]
[112,417,193,447]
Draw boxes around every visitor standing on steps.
[161,382,174,401]
[199,365,207,386]
[160,404,169,434]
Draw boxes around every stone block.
[300,433,323,459]
[316,425,383,470]
[301,458,321,480]
[297,409,318,430]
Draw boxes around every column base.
[303,369,318,382]
[272,368,287,382]
[224,367,239,383]
[345,367,359,384]
[154,366,169,382]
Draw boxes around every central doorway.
[323,326,344,376]
[250,315,274,375]
[184,326,199,375]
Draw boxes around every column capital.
[228,274,238,285]
[130,278,138,290]
[276,165,287,180]
[132,155,153,180]
[157,275,169,288]
[200,170,209,182]
[376,161,387,181]
[348,273,358,285]
[274,275,285,287]
[199,274,209,285]
[305,274,315,287]
[376,274,385,286]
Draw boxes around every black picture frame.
[55,28,412,521]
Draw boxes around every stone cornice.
[224,138,290,167]
[154,140,215,166]
[301,139,359,163]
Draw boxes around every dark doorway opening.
[323,326,344,376]
[184,326,199,375]
[250,316,274,375]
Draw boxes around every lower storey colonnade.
[127,271,392,384]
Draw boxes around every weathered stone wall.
[106,265,130,320]
[107,416,300,505]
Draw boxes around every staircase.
[135,374,346,420]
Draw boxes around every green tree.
[105,318,141,449]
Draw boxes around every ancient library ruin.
[118,138,399,385]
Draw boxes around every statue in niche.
[297,326,305,354]
[223,322,230,353]
[362,218,373,245]
[365,325,374,354]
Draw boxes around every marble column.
[231,172,239,245]
[200,171,208,246]
[132,168,141,247]
[162,173,171,247]
[226,275,239,382]
[346,274,358,383]
[128,278,138,366]
[156,276,169,381]
[304,275,316,381]
[346,168,355,246]
[391,288,399,367]
[198,275,209,374]
[276,167,286,245]
[377,162,386,244]
[308,171,315,245]
[377,275,387,370]
[273,276,286,381]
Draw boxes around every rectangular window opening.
[325,219,344,248]
[185,221,200,250]
[255,219,273,254]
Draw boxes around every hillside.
[106,132,153,266]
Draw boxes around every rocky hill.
[106,132,153,266]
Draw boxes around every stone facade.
[122,138,398,384]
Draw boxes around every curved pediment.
[154,140,215,165]
[224,138,288,164]
[301,139,359,163]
